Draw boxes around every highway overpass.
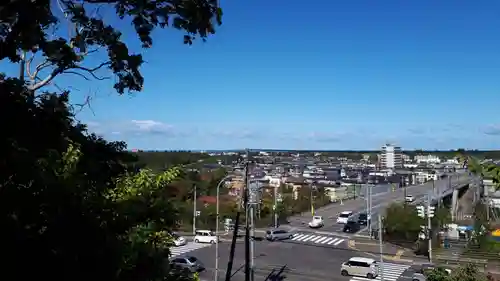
[427,172,479,221]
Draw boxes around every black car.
[343,221,360,233]
[357,213,370,225]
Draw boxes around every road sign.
[195,211,201,216]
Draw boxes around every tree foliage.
[0,78,192,281]
[1,0,222,94]
[382,202,451,250]
[1,0,224,280]
[425,264,494,281]
[383,202,423,241]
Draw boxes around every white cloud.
[131,120,171,131]
[85,119,176,137]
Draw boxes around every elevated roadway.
[286,173,474,236]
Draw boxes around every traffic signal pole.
[427,193,433,263]
[417,194,435,263]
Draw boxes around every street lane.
[192,237,362,281]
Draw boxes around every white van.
[194,230,218,244]
[340,257,379,279]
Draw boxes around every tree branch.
[29,66,64,91]
[64,71,91,80]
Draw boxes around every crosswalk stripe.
[285,232,347,247]
[302,235,315,242]
[169,242,212,258]
[291,234,306,241]
[333,238,345,246]
[314,237,328,243]
[321,237,333,244]
[327,238,340,245]
[349,262,410,281]
[295,235,309,241]
[310,236,323,242]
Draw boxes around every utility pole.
[244,149,250,281]
[310,185,314,216]
[483,175,490,221]
[273,185,278,228]
[367,185,372,238]
[435,178,440,208]
[193,185,197,235]
[402,177,407,200]
[378,214,385,281]
[249,202,255,281]
[427,193,433,263]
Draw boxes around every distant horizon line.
[129,148,494,153]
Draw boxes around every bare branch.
[64,71,91,80]
[73,62,111,80]
[29,67,64,91]
[25,53,37,80]
[31,59,53,81]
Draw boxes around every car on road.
[170,256,205,273]
[194,230,218,244]
[405,195,415,203]
[412,264,451,281]
[337,211,353,224]
[343,220,361,233]
[171,233,187,246]
[308,216,324,228]
[340,257,379,279]
[357,213,370,226]
[265,229,294,241]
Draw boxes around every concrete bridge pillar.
[451,189,459,222]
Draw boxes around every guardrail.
[435,254,487,268]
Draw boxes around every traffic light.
[428,206,435,218]
[416,205,425,218]
[416,205,435,218]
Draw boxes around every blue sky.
[7,0,500,150]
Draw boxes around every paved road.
[190,237,366,281]
[189,239,415,281]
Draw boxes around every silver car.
[170,256,205,273]
[265,229,294,241]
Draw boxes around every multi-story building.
[379,143,402,169]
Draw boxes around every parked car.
[265,229,294,241]
[405,195,415,203]
[170,256,205,273]
[308,216,324,228]
[194,230,218,244]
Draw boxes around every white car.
[337,211,353,224]
[194,230,218,244]
[308,216,324,228]
[172,233,187,246]
[405,195,415,203]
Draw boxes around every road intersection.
[174,176,464,281]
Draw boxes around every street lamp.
[215,174,233,281]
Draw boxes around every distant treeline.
[132,149,500,170]
[133,151,241,171]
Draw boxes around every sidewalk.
[348,237,415,263]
